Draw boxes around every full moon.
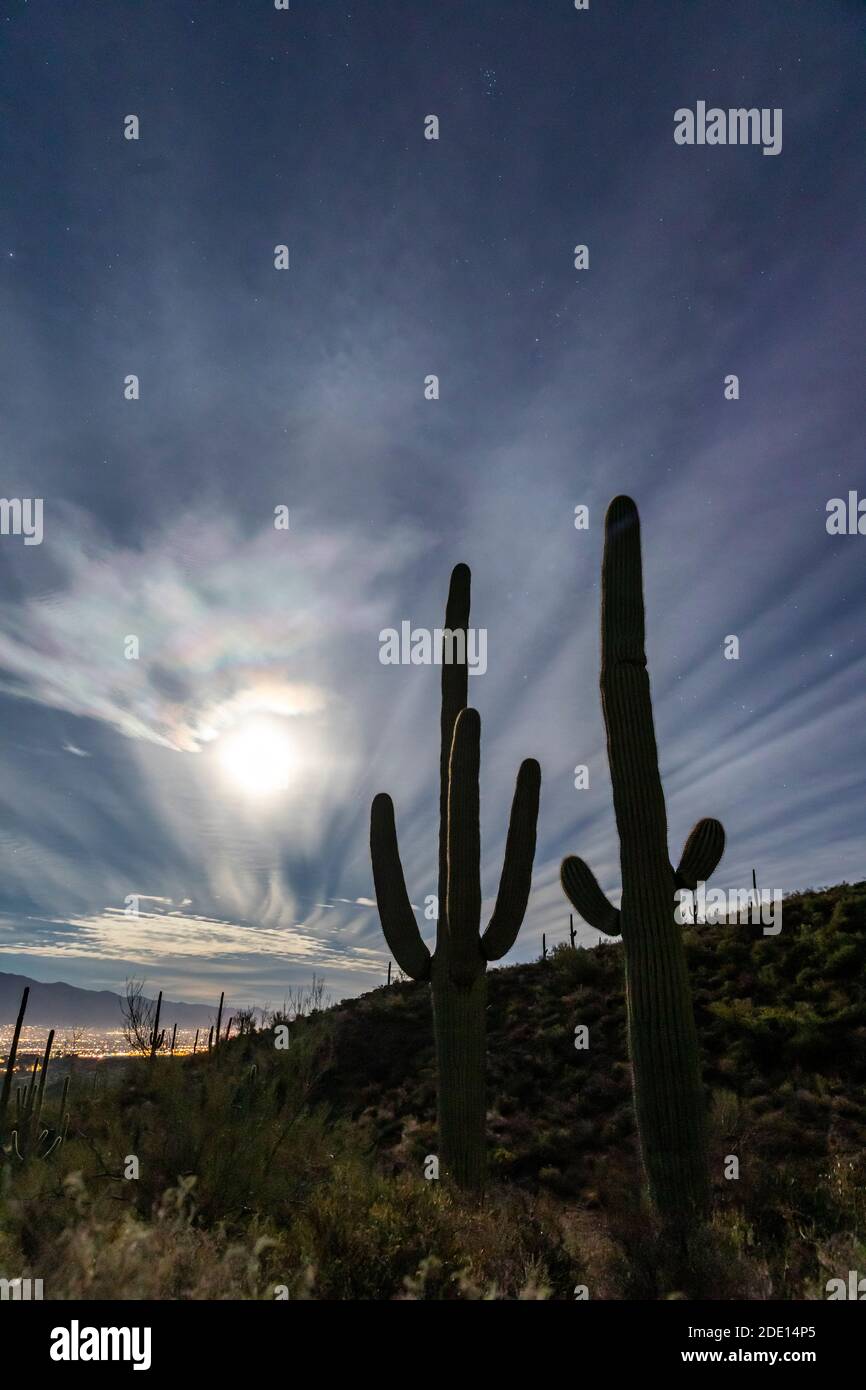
[216,718,297,797]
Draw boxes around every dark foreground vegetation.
[1,881,864,1300]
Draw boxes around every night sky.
[0,1,863,1006]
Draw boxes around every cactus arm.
[560,856,622,936]
[446,708,483,986]
[673,818,726,890]
[370,793,432,981]
[438,564,471,947]
[480,758,542,961]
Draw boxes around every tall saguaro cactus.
[370,564,541,1190]
[561,497,725,1225]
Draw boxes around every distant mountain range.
[0,971,219,1030]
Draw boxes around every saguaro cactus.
[33,1029,54,1128]
[370,564,541,1190]
[0,986,29,1133]
[4,1029,67,1162]
[561,497,725,1225]
[148,990,163,1059]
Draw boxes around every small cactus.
[214,992,225,1057]
[33,1029,54,1128]
[3,1030,68,1163]
[24,1059,38,1116]
[0,987,29,1134]
[149,991,163,1059]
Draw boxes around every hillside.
[321,880,866,1207]
[0,881,864,1300]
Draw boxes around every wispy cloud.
[0,511,420,751]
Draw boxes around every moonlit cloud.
[0,510,418,751]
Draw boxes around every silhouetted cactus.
[370,564,541,1190]
[33,1029,54,1128]
[149,990,163,1059]
[0,986,29,1133]
[24,1059,37,1116]
[4,1028,68,1162]
[214,992,225,1058]
[561,497,725,1226]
